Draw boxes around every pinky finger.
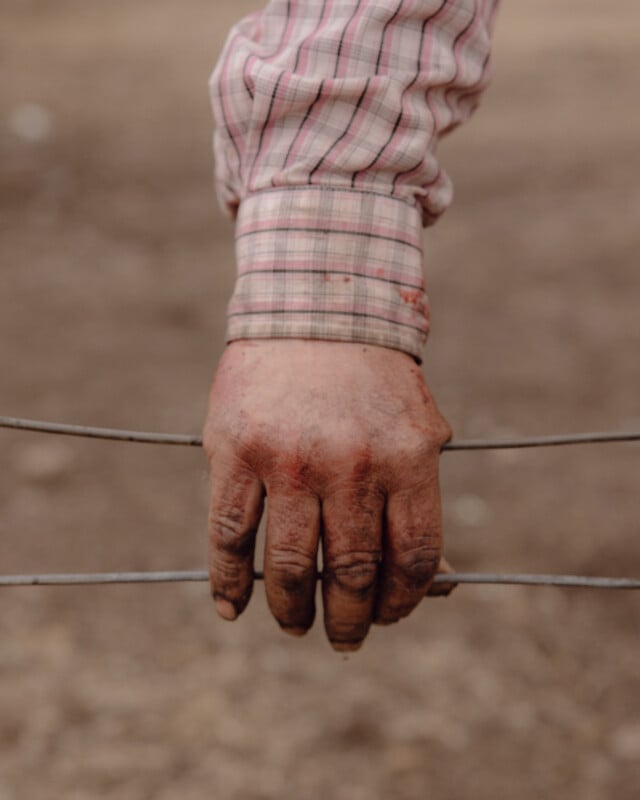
[208,462,265,621]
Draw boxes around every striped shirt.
[210,0,500,361]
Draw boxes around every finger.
[208,459,264,621]
[321,487,383,652]
[374,477,442,625]
[426,556,458,597]
[264,485,321,637]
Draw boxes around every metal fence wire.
[1,415,638,591]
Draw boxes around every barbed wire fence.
[1,415,638,592]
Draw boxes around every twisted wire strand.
[1,416,639,451]
[0,571,638,590]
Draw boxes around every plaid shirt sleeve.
[209,0,500,362]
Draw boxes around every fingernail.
[281,625,308,638]
[331,639,364,653]
[215,599,238,621]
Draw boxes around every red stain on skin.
[375,268,386,278]
[343,276,351,283]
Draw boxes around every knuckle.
[210,556,253,605]
[349,445,375,483]
[209,507,254,557]
[210,418,273,473]
[395,434,436,465]
[326,552,380,595]
[209,559,252,612]
[202,414,243,460]
[236,432,270,472]
[430,416,453,448]
[267,453,316,493]
[438,419,454,444]
[210,552,245,584]
[269,547,316,594]
[394,543,441,586]
[398,418,452,461]
[320,432,376,478]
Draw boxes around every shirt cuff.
[225,186,429,362]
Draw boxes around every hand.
[203,339,454,651]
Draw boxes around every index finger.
[374,476,442,625]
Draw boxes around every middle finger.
[321,485,384,652]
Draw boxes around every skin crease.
[203,339,456,653]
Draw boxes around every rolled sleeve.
[210,0,499,361]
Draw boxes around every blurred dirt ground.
[1,1,639,798]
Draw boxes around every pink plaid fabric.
[210,0,500,361]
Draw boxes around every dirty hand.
[203,339,454,652]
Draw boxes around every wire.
[0,416,201,446]
[0,570,638,589]
[1,417,638,592]
[443,431,640,450]
[1,416,639,451]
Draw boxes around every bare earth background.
[1,1,639,798]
